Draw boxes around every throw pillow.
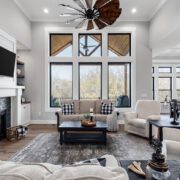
[62,103,74,115]
[101,102,113,115]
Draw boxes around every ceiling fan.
[59,0,122,30]
[80,43,97,50]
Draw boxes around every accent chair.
[124,100,161,138]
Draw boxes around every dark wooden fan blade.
[87,20,94,30]
[76,19,86,29]
[94,0,110,9]
[73,0,86,9]
[98,0,121,25]
[94,18,107,29]
[85,0,93,9]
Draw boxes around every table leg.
[159,127,163,142]
[103,130,107,145]
[60,130,63,145]
[149,123,152,144]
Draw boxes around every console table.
[149,117,180,143]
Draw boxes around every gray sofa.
[55,100,118,131]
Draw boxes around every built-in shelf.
[21,101,31,104]
[17,75,25,78]
[17,60,24,65]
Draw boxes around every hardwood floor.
[0,124,57,161]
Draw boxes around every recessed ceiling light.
[131,8,137,14]
[43,8,49,14]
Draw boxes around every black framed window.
[50,34,73,57]
[158,67,172,73]
[158,77,172,102]
[152,67,154,73]
[79,63,102,99]
[176,77,180,100]
[78,34,102,57]
[50,63,73,107]
[108,33,131,57]
[152,77,155,100]
[108,63,131,107]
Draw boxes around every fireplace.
[0,110,6,139]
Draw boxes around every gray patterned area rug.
[10,132,153,165]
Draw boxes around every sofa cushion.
[96,100,112,114]
[79,100,96,114]
[127,118,146,129]
[61,114,84,122]
[61,100,79,114]
[94,114,107,121]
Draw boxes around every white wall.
[0,0,31,49]
[149,0,180,57]
[18,21,152,121]
[118,22,152,101]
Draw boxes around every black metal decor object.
[146,139,171,179]
[170,99,180,125]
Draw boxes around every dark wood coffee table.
[59,121,107,145]
[149,117,180,143]
[120,160,180,180]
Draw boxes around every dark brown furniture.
[120,160,180,180]
[149,117,180,143]
[59,121,107,145]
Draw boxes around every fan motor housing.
[86,9,96,19]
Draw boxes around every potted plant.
[81,113,96,127]
[83,113,91,121]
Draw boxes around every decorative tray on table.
[81,120,96,127]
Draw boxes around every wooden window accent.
[108,33,131,57]
[50,34,73,57]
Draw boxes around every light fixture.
[43,8,49,14]
[131,8,137,14]
[58,0,122,30]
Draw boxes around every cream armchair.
[124,100,161,138]
[162,140,180,162]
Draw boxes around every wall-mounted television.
[0,46,16,77]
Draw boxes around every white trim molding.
[30,120,56,125]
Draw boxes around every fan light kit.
[59,0,122,30]
[43,8,49,14]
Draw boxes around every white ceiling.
[14,0,167,22]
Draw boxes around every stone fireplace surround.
[0,98,11,138]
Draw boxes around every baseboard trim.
[29,120,57,125]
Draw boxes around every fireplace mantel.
[0,86,25,98]
[0,86,25,127]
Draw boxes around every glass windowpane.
[79,64,101,99]
[50,64,72,107]
[108,63,130,107]
[79,34,102,57]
